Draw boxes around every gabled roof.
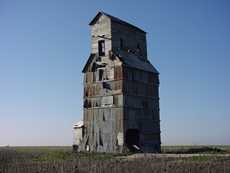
[89,11,146,33]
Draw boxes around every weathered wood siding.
[91,15,112,56]
[79,12,160,153]
[81,53,124,152]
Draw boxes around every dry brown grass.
[0,146,230,173]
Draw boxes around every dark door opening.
[125,129,140,152]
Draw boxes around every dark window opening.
[137,43,141,53]
[125,129,140,152]
[96,56,101,62]
[98,40,105,56]
[103,113,106,121]
[84,99,87,108]
[99,69,104,81]
[102,82,111,90]
[120,38,123,49]
[84,99,91,108]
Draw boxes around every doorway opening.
[125,129,140,152]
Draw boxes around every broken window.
[98,40,105,56]
[102,82,111,90]
[97,68,111,81]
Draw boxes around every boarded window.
[101,96,113,107]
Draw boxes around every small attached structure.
[73,120,84,150]
[75,12,161,153]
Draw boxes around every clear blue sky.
[0,0,229,146]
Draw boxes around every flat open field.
[1,145,230,173]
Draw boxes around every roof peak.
[89,11,146,33]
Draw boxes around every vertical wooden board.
[123,95,128,107]
[114,65,122,80]
[116,108,123,132]
[123,66,128,80]
[143,71,148,83]
[126,81,130,94]
[95,83,100,95]
[144,83,148,96]
[90,72,93,83]
[139,83,144,96]
[98,108,104,122]
[94,108,99,123]
[84,109,88,122]
[110,109,116,146]
[114,66,118,80]
[148,72,154,83]
[87,86,91,96]
[113,95,118,106]
[104,108,113,133]
[118,94,123,106]
[127,68,132,81]
[107,66,114,80]
[88,109,93,122]
[123,80,127,93]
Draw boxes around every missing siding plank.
[99,129,103,146]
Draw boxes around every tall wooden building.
[78,12,160,153]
